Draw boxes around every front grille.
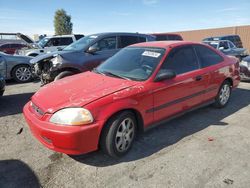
[31,102,44,116]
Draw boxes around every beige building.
[174,25,250,52]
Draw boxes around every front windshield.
[38,38,49,48]
[96,47,165,81]
[63,35,98,51]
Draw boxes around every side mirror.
[87,46,99,54]
[219,47,224,50]
[57,47,63,51]
[154,69,176,82]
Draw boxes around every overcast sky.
[0,0,250,36]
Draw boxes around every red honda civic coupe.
[23,41,240,158]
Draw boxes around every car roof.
[88,32,153,37]
[131,41,199,49]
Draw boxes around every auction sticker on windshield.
[142,51,161,58]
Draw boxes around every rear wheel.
[54,71,75,81]
[12,65,32,83]
[213,81,231,108]
[100,111,137,158]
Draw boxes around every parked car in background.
[202,35,243,48]
[24,41,240,158]
[0,74,5,96]
[0,32,34,45]
[151,33,183,41]
[203,40,248,60]
[0,52,33,83]
[0,42,29,55]
[16,34,84,57]
[240,56,250,80]
[31,32,155,85]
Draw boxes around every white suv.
[16,34,84,57]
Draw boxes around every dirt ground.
[0,80,250,188]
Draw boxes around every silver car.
[0,52,33,83]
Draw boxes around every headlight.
[49,108,93,126]
[51,55,62,67]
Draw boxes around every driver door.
[149,45,209,124]
[84,36,119,69]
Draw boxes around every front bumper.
[23,102,104,155]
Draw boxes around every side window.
[219,41,229,49]
[155,35,167,41]
[58,37,73,46]
[119,36,139,48]
[138,36,146,43]
[229,41,235,48]
[45,38,60,47]
[93,37,117,51]
[161,46,199,75]
[194,45,224,68]
[2,44,10,48]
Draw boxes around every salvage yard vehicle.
[0,52,33,83]
[202,34,243,48]
[31,32,155,85]
[16,34,84,57]
[203,40,248,60]
[0,42,29,55]
[23,41,240,158]
[0,74,5,96]
[240,56,250,80]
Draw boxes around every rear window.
[194,45,224,68]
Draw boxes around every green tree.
[54,9,73,35]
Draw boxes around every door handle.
[195,75,202,81]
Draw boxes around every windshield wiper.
[101,70,131,80]
[92,68,106,76]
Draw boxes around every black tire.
[213,80,231,108]
[54,71,75,81]
[100,111,137,158]
[0,90,4,96]
[12,65,33,83]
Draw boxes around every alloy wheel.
[115,118,135,152]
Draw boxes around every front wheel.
[12,65,33,83]
[100,111,137,158]
[213,81,231,108]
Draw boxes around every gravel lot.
[0,80,250,188]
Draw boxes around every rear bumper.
[23,102,104,155]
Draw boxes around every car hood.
[31,71,138,114]
[30,50,86,64]
[17,33,34,44]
